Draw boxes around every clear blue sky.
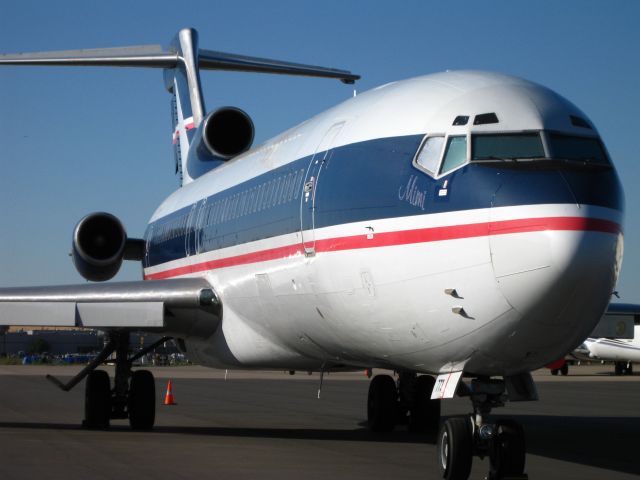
[1,1,639,300]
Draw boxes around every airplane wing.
[0,278,220,335]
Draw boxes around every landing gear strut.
[614,361,633,375]
[47,331,171,430]
[367,372,441,433]
[437,377,528,480]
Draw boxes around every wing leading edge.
[0,279,220,335]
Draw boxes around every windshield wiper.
[473,156,548,162]
[473,155,519,162]
[474,156,610,170]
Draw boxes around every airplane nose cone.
[489,209,623,363]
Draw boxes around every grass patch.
[0,357,23,365]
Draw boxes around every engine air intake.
[203,107,254,159]
[72,212,142,282]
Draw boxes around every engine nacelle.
[186,107,254,179]
[72,212,143,282]
[200,106,255,159]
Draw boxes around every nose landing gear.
[437,377,528,480]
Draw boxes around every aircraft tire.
[489,419,526,478]
[408,375,440,433]
[550,369,558,375]
[367,374,397,432]
[437,416,473,480]
[84,370,111,429]
[615,362,623,375]
[128,370,155,430]
[560,363,569,376]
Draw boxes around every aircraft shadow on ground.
[495,414,640,475]
[0,414,637,475]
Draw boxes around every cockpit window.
[547,134,609,165]
[570,115,592,129]
[415,136,444,175]
[440,136,467,174]
[472,133,545,160]
[452,116,469,126]
[473,113,499,125]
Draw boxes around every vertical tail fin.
[163,29,206,186]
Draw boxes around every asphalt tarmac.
[0,365,638,480]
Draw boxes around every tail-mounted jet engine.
[186,107,255,178]
[72,212,144,282]
[199,106,255,159]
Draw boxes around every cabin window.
[472,133,545,160]
[439,136,468,174]
[415,136,444,175]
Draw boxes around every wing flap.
[77,302,164,328]
[0,279,219,333]
[0,302,76,327]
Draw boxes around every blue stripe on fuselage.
[143,134,623,268]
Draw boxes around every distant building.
[0,328,173,356]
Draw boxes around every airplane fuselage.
[585,325,640,363]
[142,71,624,376]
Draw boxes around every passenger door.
[184,203,198,257]
[300,122,344,256]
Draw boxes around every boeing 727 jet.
[1,28,638,480]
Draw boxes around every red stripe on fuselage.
[143,216,621,280]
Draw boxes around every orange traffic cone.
[164,380,176,405]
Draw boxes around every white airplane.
[581,319,640,375]
[0,28,637,480]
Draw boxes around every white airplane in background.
[1,28,638,480]
[547,306,639,376]
[581,318,640,375]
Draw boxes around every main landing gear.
[47,331,171,430]
[550,363,569,376]
[438,378,528,480]
[614,361,633,375]
[367,372,441,433]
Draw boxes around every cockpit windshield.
[472,133,544,160]
[470,131,610,167]
[414,130,611,179]
[547,133,609,165]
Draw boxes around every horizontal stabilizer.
[0,45,176,68]
[0,43,359,83]
[198,49,359,83]
[0,27,359,187]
